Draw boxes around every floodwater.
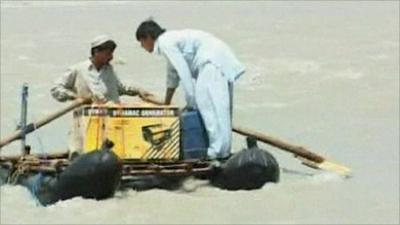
[0,1,399,224]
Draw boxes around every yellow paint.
[79,104,180,160]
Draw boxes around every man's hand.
[138,89,165,105]
[186,97,196,110]
[92,94,108,104]
[65,90,78,101]
[138,89,154,99]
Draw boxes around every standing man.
[51,34,151,156]
[135,20,245,160]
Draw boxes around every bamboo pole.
[0,98,91,150]
[232,126,325,163]
[0,152,69,162]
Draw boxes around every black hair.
[91,40,117,56]
[135,19,166,41]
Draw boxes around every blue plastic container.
[180,110,209,160]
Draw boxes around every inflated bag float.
[211,137,280,190]
[15,140,122,205]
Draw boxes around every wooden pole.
[0,98,91,150]
[232,126,325,163]
[19,84,29,154]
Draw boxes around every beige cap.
[91,34,113,48]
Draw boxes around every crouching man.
[135,20,245,161]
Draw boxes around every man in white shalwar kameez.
[135,20,245,160]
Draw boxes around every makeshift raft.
[0,137,280,206]
[0,84,350,206]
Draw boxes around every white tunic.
[154,30,245,108]
[154,30,245,158]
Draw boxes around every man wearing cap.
[51,34,151,156]
[135,20,245,161]
[51,34,150,103]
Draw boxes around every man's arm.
[164,61,179,105]
[117,79,155,100]
[165,87,176,105]
[50,68,78,102]
[118,82,140,96]
[115,70,139,97]
[161,44,196,108]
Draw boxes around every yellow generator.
[79,104,180,160]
